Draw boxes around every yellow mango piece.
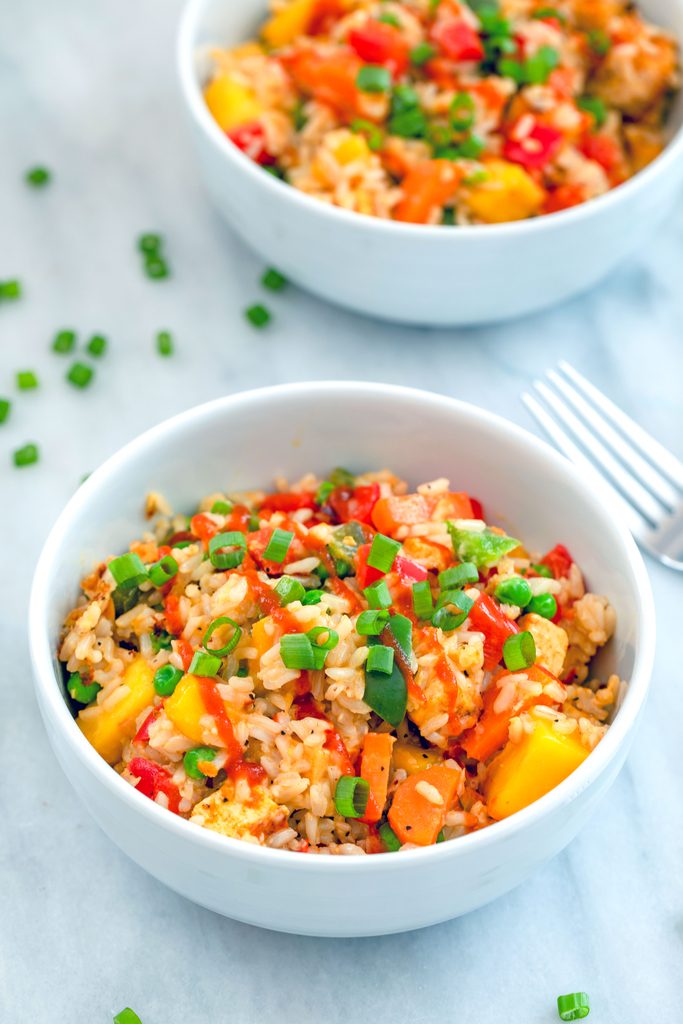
[466,159,545,224]
[393,742,443,776]
[262,0,316,49]
[165,674,209,745]
[334,135,370,166]
[248,616,274,678]
[78,657,155,764]
[486,717,589,820]
[204,73,263,133]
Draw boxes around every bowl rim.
[29,381,656,873]
[177,0,683,241]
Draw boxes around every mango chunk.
[393,742,443,775]
[248,615,274,679]
[78,657,155,764]
[465,159,545,223]
[262,0,316,49]
[486,717,589,820]
[204,73,263,133]
[334,135,370,166]
[165,674,210,745]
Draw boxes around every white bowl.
[177,0,683,326]
[30,382,655,936]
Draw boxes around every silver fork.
[522,361,683,572]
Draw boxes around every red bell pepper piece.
[133,705,163,745]
[470,497,484,520]
[468,594,518,671]
[431,19,485,62]
[176,637,195,672]
[128,757,181,814]
[348,20,410,77]
[394,554,428,584]
[164,593,184,636]
[328,483,380,525]
[355,543,385,589]
[260,491,317,512]
[504,120,563,170]
[227,122,276,166]
[190,513,221,548]
[282,48,366,120]
[540,543,574,580]
[544,183,586,214]
[580,133,622,174]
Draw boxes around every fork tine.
[532,379,666,524]
[559,361,683,490]
[521,392,649,540]
[547,369,679,510]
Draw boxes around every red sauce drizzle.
[329,576,363,614]
[229,760,268,787]
[197,676,243,768]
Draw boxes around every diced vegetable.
[465,159,545,223]
[394,160,463,224]
[334,775,370,817]
[203,73,263,132]
[468,593,518,669]
[359,732,395,822]
[364,658,407,727]
[448,524,520,569]
[388,765,460,845]
[165,674,214,745]
[77,657,155,763]
[262,0,316,48]
[392,741,442,775]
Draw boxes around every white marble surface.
[2,1,683,1021]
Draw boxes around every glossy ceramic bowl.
[30,382,655,936]
[177,0,683,326]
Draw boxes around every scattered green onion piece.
[263,528,294,563]
[211,500,233,515]
[17,370,38,390]
[0,280,22,300]
[357,609,391,636]
[412,580,434,620]
[410,42,436,65]
[188,650,222,677]
[502,631,536,671]
[145,256,169,280]
[52,329,76,354]
[366,645,394,675]
[113,1009,143,1024]
[450,91,476,132]
[533,7,566,24]
[524,45,560,84]
[262,267,288,291]
[378,10,400,26]
[363,579,392,609]
[67,672,101,705]
[526,593,558,619]
[308,626,340,652]
[427,122,453,150]
[367,533,401,573]
[329,467,355,487]
[389,107,427,138]
[356,64,392,93]
[0,398,11,424]
[25,165,51,187]
[350,117,384,151]
[588,29,611,55]
[364,659,407,727]
[531,563,553,578]
[302,589,324,605]
[66,362,94,388]
[13,443,39,467]
[438,562,479,588]
[334,776,370,818]
[498,57,526,84]
[453,133,485,158]
[148,554,179,587]
[108,552,148,590]
[280,633,316,670]
[138,233,162,254]
[292,99,308,131]
[495,577,532,607]
[442,207,457,225]
[477,7,510,35]
[87,334,107,357]
[315,480,335,505]
[378,821,401,851]
[245,303,271,328]
[208,531,246,570]
[557,993,590,1021]
[448,524,520,569]
[202,615,242,657]
[153,664,184,697]
[275,576,306,606]
[156,330,174,356]
[433,590,474,631]
[184,746,217,780]
[172,540,192,550]
[436,829,446,843]
[577,95,607,129]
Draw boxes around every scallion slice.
[556,992,590,1021]
[387,613,412,658]
[52,329,76,354]
[188,650,222,677]
[113,1009,144,1024]
[367,533,401,573]
[502,631,536,671]
[433,590,474,631]
[315,481,334,505]
[148,554,179,587]
[210,500,233,515]
[302,589,324,605]
[108,552,148,591]
[17,370,39,390]
[280,633,316,670]
[412,580,434,620]
[275,576,306,606]
[356,609,391,636]
[356,64,391,93]
[438,562,479,589]
[366,645,394,675]
[13,443,39,468]
[263,528,293,564]
[203,615,242,657]
[261,268,288,291]
[334,776,370,818]
[379,821,401,851]
[208,531,246,570]
[0,398,10,423]
[363,579,392,609]
[410,42,436,65]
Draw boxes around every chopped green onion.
[364,659,407,727]
[524,45,560,84]
[334,775,370,818]
[245,303,271,328]
[302,589,324,605]
[357,609,391,636]
[477,6,510,35]
[184,746,217,780]
[150,629,173,654]
[67,672,101,705]
[315,480,335,505]
[25,165,51,187]
[450,92,476,132]
[208,531,246,570]
[66,362,94,388]
[433,590,474,631]
[52,329,76,354]
[356,64,392,93]
[389,107,427,138]
[387,613,412,658]
[577,95,607,129]
[211,500,233,515]
[0,280,22,300]
[156,330,174,356]
[502,631,536,671]
[329,467,356,487]
[531,563,553,578]
[588,29,611,55]
[145,256,169,280]
[113,1009,143,1024]
[495,577,532,607]
[280,633,316,670]
[148,554,179,587]
[275,576,306,606]
[453,133,485,159]
[448,525,519,569]
[203,615,242,656]
[292,99,308,131]
[0,398,11,424]
[367,533,401,573]
[153,664,184,696]
[498,57,526,83]
[412,580,434,620]
[442,207,457,226]
[138,233,162,254]
[86,334,107,358]
[108,552,148,590]
[17,370,38,390]
[188,650,222,677]
[436,829,446,843]
[363,579,392,609]
[532,7,566,24]
[410,42,436,65]
[557,993,590,1021]
[378,821,401,851]
[264,528,294,563]
[367,645,394,675]
[262,267,288,291]
[13,442,39,467]
[350,117,384,151]
[378,10,400,26]
[308,625,339,652]
[527,593,558,619]
[438,562,479,588]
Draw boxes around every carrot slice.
[394,160,464,224]
[360,732,395,823]
[388,765,460,846]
